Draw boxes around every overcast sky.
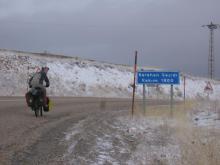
[0,0,220,78]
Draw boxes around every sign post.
[170,84,174,116]
[131,51,138,117]
[183,76,186,103]
[143,84,146,114]
[137,71,180,114]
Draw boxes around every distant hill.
[0,49,220,100]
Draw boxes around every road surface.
[0,97,169,165]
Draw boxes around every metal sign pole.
[143,84,146,114]
[156,85,159,102]
[170,84,174,116]
[183,76,186,103]
[131,51,138,117]
[147,86,150,96]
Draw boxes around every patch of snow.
[91,137,119,165]
[116,116,181,165]
[62,114,131,165]
[193,111,220,128]
[64,119,86,141]
[190,101,220,129]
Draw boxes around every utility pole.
[202,22,220,79]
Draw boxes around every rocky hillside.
[0,49,220,100]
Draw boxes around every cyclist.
[27,67,50,109]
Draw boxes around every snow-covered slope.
[0,49,220,99]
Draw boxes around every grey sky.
[0,0,220,78]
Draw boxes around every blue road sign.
[137,71,180,85]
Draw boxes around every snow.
[192,102,220,129]
[62,114,126,165]
[193,111,220,128]
[117,116,181,165]
[64,119,86,141]
[92,137,119,165]
[1,49,220,100]
[62,114,182,165]
[60,102,220,164]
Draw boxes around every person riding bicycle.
[28,67,50,109]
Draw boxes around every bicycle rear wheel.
[35,108,39,117]
[40,106,43,116]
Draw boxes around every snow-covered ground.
[61,110,182,165]
[117,116,181,165]
[192,101,220,129]
[1,49,220,100]
[61,101,220,165]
